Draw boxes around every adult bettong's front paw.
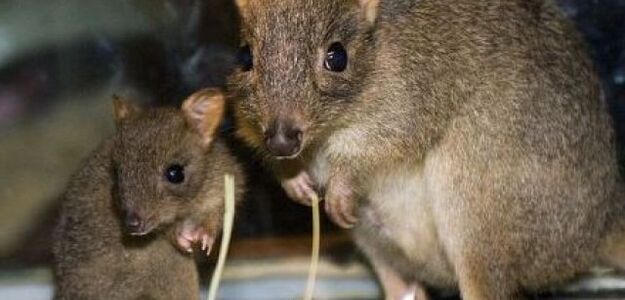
[281,170,317,206]
[174,220,215,256]
[324,176,358,229]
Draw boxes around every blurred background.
[0,0,624,299]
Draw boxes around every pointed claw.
[202,235,214,257]
[202,235,209,251]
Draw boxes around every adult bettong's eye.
[164,164,185,184]
[324,42,348,72]
[237,44,253,71]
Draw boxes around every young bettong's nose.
[124,211,146,235]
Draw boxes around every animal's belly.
[356,164,456,288]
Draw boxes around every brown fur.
[229,0,624,299]
[53,89,244,300]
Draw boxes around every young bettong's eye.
[237,44,253,71]
[324,42,348,72]
[164,164,185,184]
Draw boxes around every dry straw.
[303,193,321,300]
[206,174,321,300]
[207,174,236,300]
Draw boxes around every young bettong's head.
[111,89,226,236]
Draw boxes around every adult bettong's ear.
[234,0,249,15]
[112,95,141,126]
[358,0,380,24]
[182,88,226,148]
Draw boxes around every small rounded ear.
[234,0,248,8]
[234,0,249,15]
[112,95,141,125]
[182,88,226,147]
[359,0,380,24]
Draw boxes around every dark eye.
[164,164,185,184]
[237,45,253,71]
[324,42,348,72]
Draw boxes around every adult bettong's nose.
[264,120,303,158]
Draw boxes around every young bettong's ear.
[182,88,226,147]
[112,95,141,125]
[359,0,380,24]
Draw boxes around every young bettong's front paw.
[173,220,215,256]
[281,170,317,206]
[324,175,358,229]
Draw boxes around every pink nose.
[124,211,145,235]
